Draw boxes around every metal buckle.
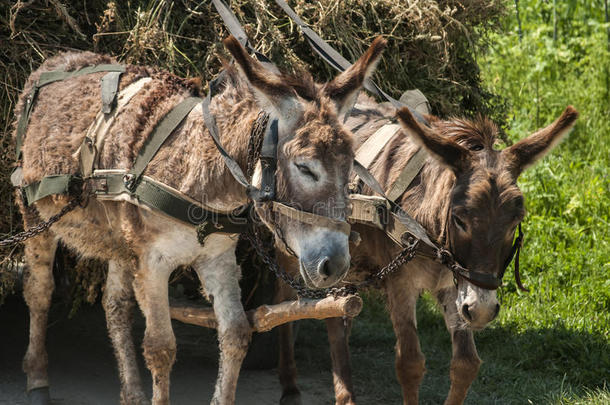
[123,173,137,192]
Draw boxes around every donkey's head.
[224,36,386,288]
[397,106,578,329]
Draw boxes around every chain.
[363,241,419,285]
[0,196,81,247]
[245,210,420,298]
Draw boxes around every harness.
[264,0,527,291]
[13,64,350,249]
[9,0,527,294]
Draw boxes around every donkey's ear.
[323,36,387,116]
[223,36,299,117]
[502,106,578,177]
[396,107,471,173]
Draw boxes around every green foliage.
[476,0,609,401]
[479,0,609,401]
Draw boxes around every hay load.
[0,0,505,302]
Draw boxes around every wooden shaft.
[169,295,363,333]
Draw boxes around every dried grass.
[0,0,505,302]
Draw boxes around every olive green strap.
[101,71,123,113]
[93,171,247,231]
[126,96,202,190]
[23,175,82,205]
[386,147,427,202]
[36,64,125,87]
[15,64,125,161]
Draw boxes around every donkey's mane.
[433,116,498,150]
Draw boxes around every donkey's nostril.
[318,258,331,278]
[462,304,472,321]
[493,303,500,319]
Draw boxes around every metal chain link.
[362,240,419,285]
[0,196,81,247]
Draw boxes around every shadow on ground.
[0,295,338,405]
[1,293,607,404]
[292,294,609,404]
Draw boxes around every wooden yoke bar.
[170,295,363,333]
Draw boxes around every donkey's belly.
[35,198,130,262]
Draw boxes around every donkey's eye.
[470,144,484,151]
[453,215,467,231]
[295,163,318,181]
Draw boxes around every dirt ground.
[0,295,342,405]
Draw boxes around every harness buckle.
[123,173,137,192]
[400,232,418,249]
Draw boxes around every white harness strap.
[75,77,152,176]
[353,121,428,202]
[93,77,152,158]
[354,123,401,169]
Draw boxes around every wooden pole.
[170,295,363,333]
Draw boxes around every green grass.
[294,2,609,403]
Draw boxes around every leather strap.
[270,202,350,235]
[254,118,278,201]
[126,96,201,190]
[15,64,125,161]
[354,123,400,169]
[386,147,427,202]
[210,0,274,67]
[201,75,253,192]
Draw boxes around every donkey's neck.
[146,78,262,212]
[348,98,454,244]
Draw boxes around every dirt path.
[0,296,338,404]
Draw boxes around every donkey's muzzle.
[316,250,350,286]
[300,231,350,288]
[459,297,500,329]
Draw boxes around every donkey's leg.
[437,290,481,405]
[385,276,425,405]
[103,259,148,405]
[277,322,301,405]
[274,278,301,405]
[132,258,175,405]
[195,236,251,405]
[22,229,57,404]
[326,317,356,405]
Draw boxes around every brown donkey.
[277,96,578,405]
[14,37,386,404]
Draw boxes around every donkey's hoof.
[28,387,51,405]
[280,392,302,405]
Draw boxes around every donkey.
[276,96,578,405]
[14,36,387,405]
